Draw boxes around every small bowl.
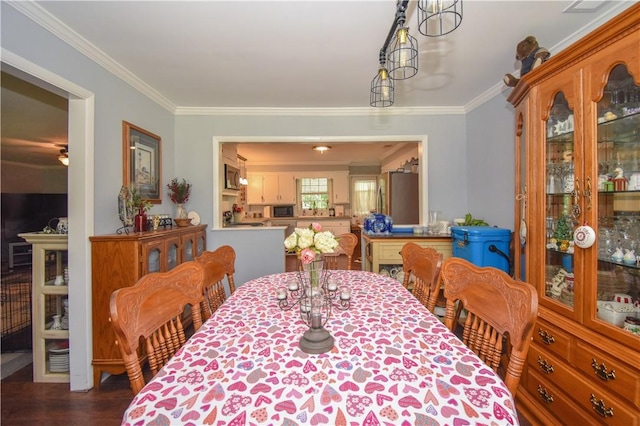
[174,218,192,227]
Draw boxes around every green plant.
[127,185,152,212]
[462,213,489,226]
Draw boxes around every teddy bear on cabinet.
[504,35,550,87]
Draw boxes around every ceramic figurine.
[623,249,636,265]
[612,247,624,262]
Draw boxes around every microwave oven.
[224,164,240,190]
[272,205,295,217]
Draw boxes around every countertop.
[363,232,452,240]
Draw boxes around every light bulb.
[379,68,390,100]
[397,28,408,67]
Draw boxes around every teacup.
[614,293,633,304]
[379,269,390,277]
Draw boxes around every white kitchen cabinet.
[221,143,238,166]
[248,172,296,205]
[247,173,265,204]
[330,171,350,204]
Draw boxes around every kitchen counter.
[362,233,452,273]
[362,232,452,240]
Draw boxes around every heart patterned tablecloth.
[122,270,518,426]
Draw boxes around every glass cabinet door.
[167,236,180,270]
[592,64,640,339]
[142,240,164,274]
[543,88,580,317]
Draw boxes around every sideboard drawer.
[525,368,597,425]
[574,340,640,408]
[533,320,572,362]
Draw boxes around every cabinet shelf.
[18,233,69,384]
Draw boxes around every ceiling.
[2,0,632,167]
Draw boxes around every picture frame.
[122,121,162,204]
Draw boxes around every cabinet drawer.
[533,320,572,361]
[574,340,640,408]
[529,352,639,425]
[378,243,405,261]
[525,368,598,425]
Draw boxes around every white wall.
[2,3,176,391]
[466,94,516,230]
[175,114,470,226]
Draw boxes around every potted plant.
[167,178,192,219]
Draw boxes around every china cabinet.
[19,233,69,383]
[509,5,640,424]
[89,225,206,388]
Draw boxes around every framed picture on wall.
[122,121,162,203]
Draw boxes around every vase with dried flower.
[167,178,192,220]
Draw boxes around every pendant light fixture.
[417,0,463,37]
[370,52,394,107]
[388,4,418,80]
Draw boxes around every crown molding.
[11,0,633,118]
[7,1,177,113]
[174,106,465,117]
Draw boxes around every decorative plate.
[188,210,200,225]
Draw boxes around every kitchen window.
[300,178,329,209]
[351,176,377,216]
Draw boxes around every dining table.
[121,269,519,425]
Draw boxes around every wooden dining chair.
[197,258,228,321]
[440,257,538,396]
[109,261,205,395]
[400,242,443,313]
[196,245,237,294]
[324,233,358,270]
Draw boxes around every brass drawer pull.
[537,385,554,404]
[590,394,614,418]
[537,328,555,345]
[537,356,554,374]
[591,359,616,381]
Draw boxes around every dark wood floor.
[1,364,133,425]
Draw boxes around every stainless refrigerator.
[386,172,419,224]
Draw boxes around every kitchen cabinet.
[221,143,238,166]
[18,233,69,383]
[247,172,296,205]
[89,225,206,389]
[508,6,640,424]
[362,234,452,274]
[330,171,350,204]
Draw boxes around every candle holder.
[277,272,351,354]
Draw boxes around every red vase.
[134,207,147,232]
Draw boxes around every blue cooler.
[451,226,512,274]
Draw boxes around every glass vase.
[175,203,187,219]
[301,255,324,289]
[134,206,147,232]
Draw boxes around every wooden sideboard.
[89,225,206,388]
